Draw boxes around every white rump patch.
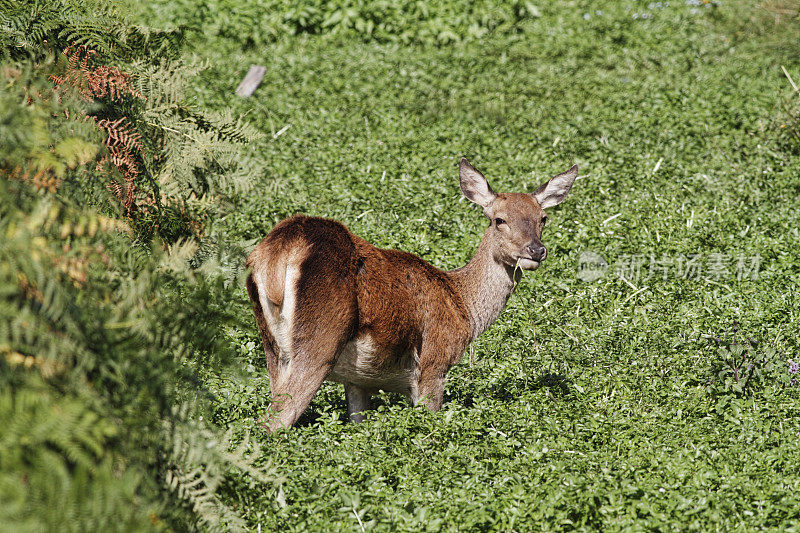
[258,262,301,384]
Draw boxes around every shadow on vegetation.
[288,370,577,427]
[294,393,349,428]
[446,371,576,408]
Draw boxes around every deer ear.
[532,164,578,209]
[459,158,496,212]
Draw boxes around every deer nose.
[527,244,547,262]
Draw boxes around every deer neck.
[448,227,522,340]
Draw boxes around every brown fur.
[245,159,578,431]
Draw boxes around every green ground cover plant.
[135,0,542,49]
[3,0,800,530]
[180,1,800,530]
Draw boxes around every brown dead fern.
[50,45,149,216]
[4,166,61,193]
[50,45,144,101]
[95,117,145,214]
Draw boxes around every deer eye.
[494,218,506,226]
[541,216,548,225]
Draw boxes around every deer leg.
[344,385,372,423]
[264,359,333,432]
[264,322,354,432]
[414,369,446,411]
[414,334,465,412]
[262,342,281,388]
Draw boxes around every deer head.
[459,158,579,270]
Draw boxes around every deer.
[245,158,579,432]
